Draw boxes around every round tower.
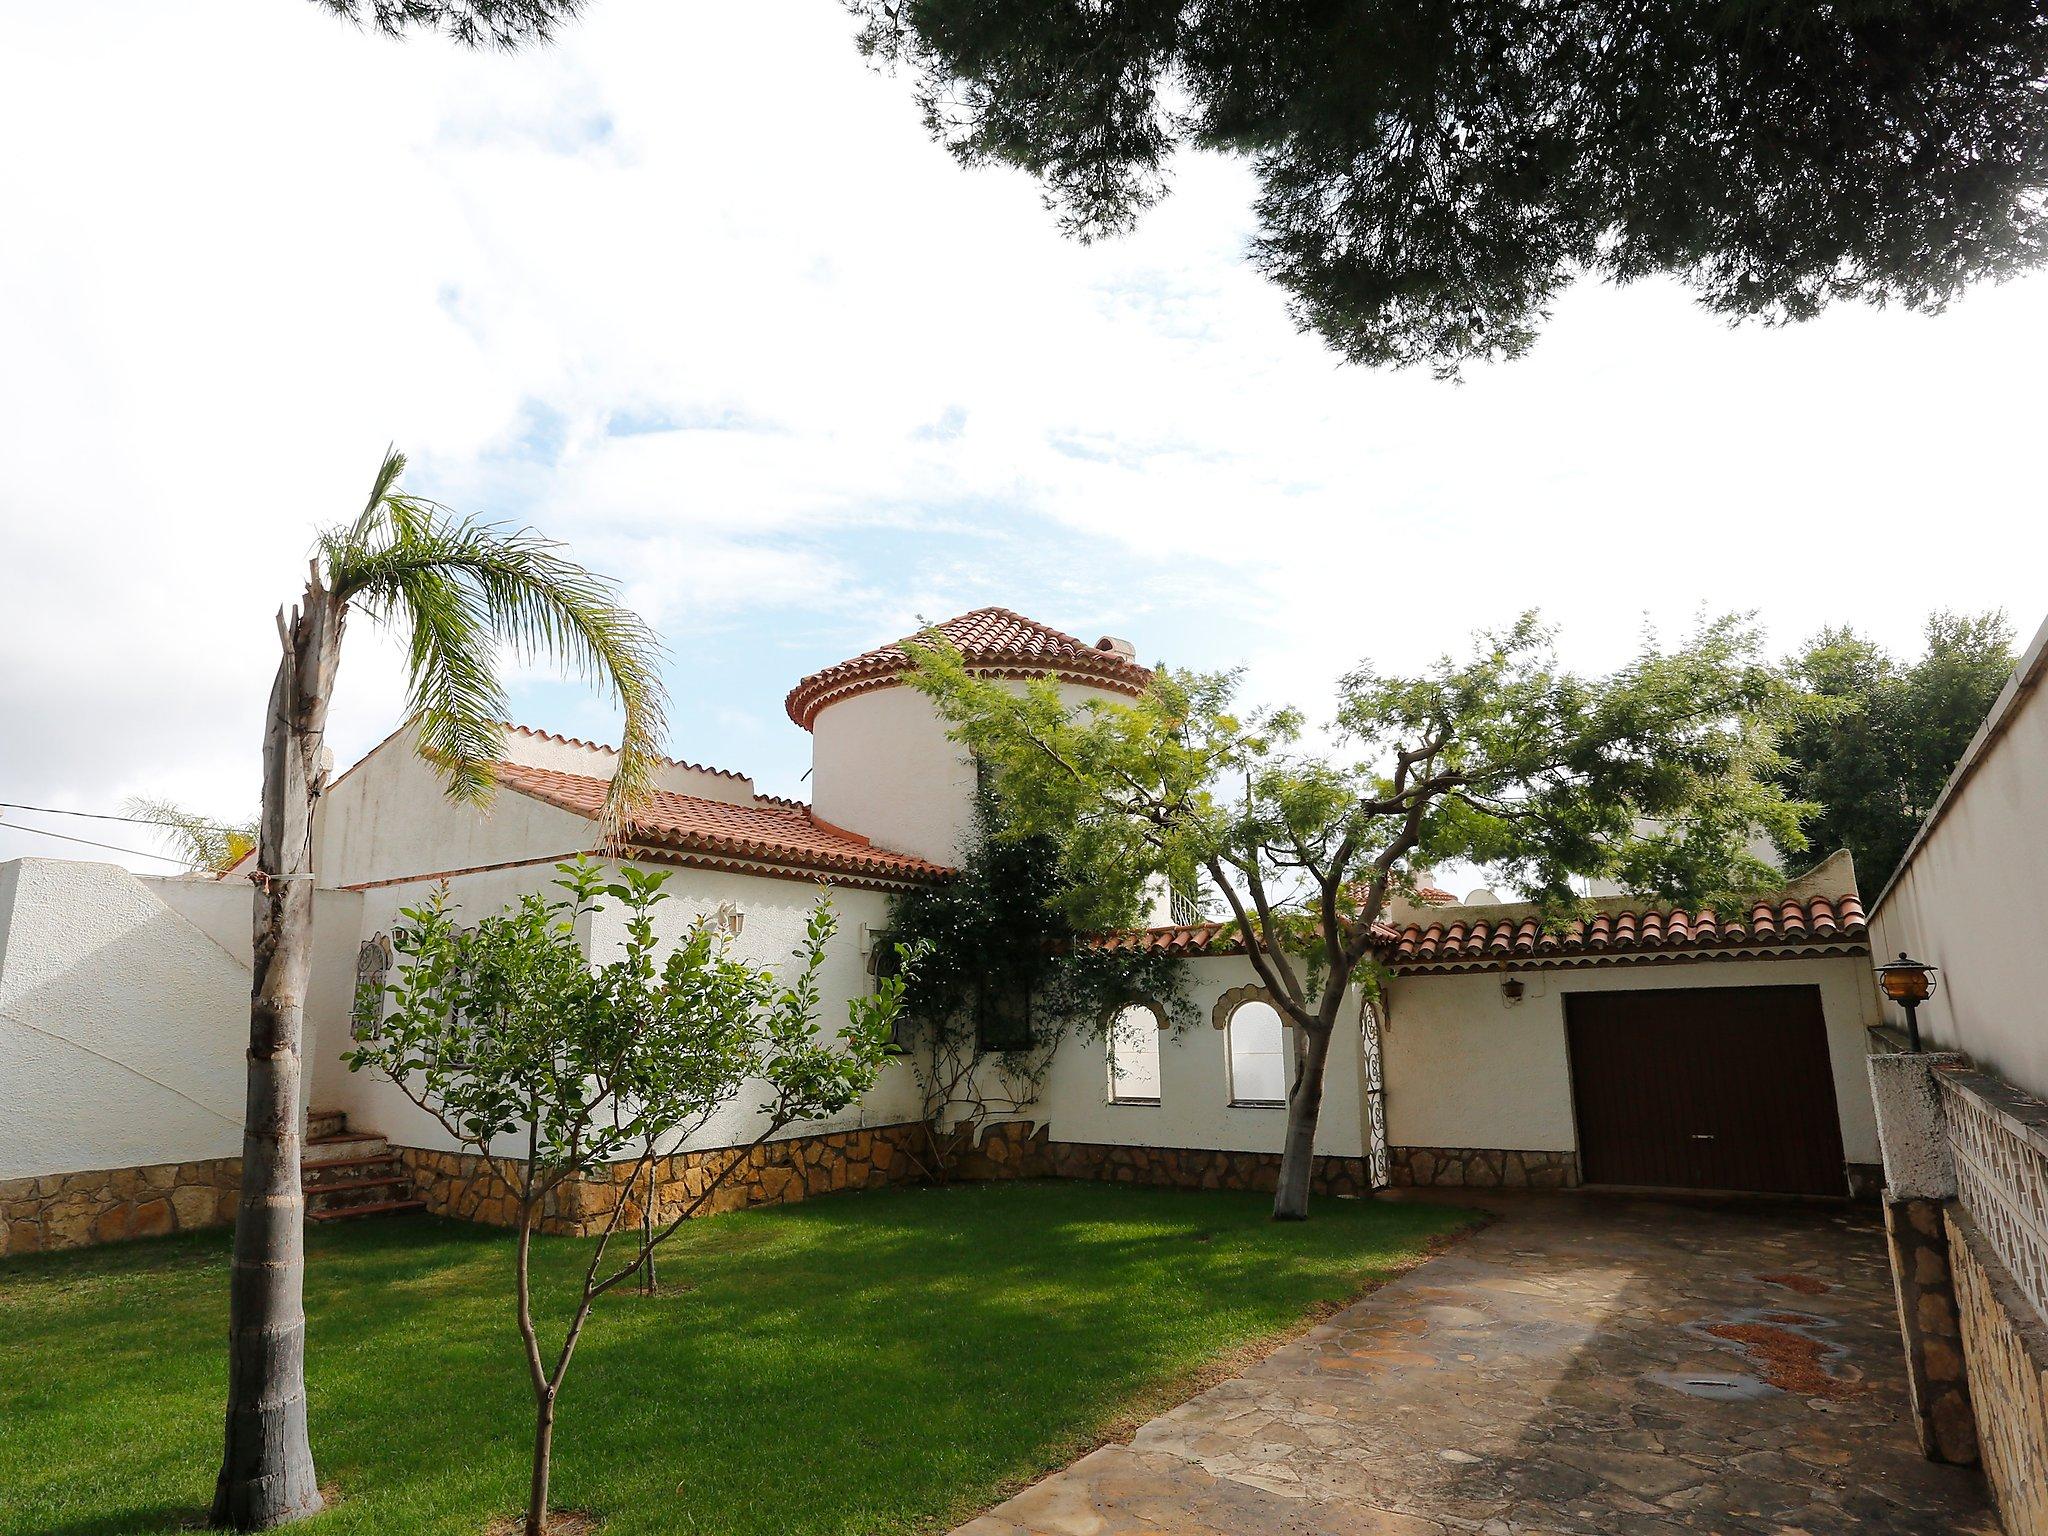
[785,607,1153,867]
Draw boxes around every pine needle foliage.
[852,1,2048,375]
[309,0,583,50]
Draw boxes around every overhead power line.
[0,818,191,865]
[0,799,252,834]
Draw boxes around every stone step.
[304,1154,404,1187]
[306,1108,347,1141]
[308,1197,426,1223]
[307,1175,413,1212]
[304,1131,390,1166]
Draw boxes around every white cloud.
[2,0,2044,873]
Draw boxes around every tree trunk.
[213,576,341,1530]
[640,1149,658,1296]
[1271,1022,1334,1221]
[526,1390,557,1536]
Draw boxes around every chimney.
[1095,635,1136,662]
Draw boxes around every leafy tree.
[1777,610,2015,890]
[349,862,907,1536]
[308,0,582,49]
[123,796,258,875]
[907,612,1804,1219]
[850,2,2048,374]
[217,449,665,1531]
[886,791,1191,1171]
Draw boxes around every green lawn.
[1,1180,1470,1536]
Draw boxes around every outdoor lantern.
[1874,953,1939,1053]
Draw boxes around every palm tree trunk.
[1271,1022,1333,1221]
[213,574,341,1530]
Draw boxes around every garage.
[1565,985,1849,1196]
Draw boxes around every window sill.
[1106,1097,1162,1108]
[1229,1100,1286,1110]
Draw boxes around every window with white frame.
[1225,998,1289,1106]
[1105,1002,1163,1104]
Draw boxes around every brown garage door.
[1565,986,1847,1196]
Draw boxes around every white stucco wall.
[1867,611,2048,1097]
[326,856,923,1159]
[316,727,600,891]
[0,859,252,1178]
[149,875,363,1118]
[1029,956,1369,1160]
[1382,954,1881,1165]
[808,679,1136,867]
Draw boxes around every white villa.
[0,607,1889,1251]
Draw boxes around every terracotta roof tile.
[785,607,1155,729]
[502,722,752,782]
[1386,893,1866,969]
[1092,893,1866,970]
[491,760,950,888]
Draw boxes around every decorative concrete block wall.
[1949,1204,2048,1536]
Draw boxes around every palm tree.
[213,448,667,1531]
[123,796,259,875]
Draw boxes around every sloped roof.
[492,760,951,889]
[784,607,1155,729]
[1090,893,1868,971]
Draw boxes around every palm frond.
[122,796,259,874]
[322,453,669,845]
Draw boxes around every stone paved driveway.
[956,1193,2000,1536]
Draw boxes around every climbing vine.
[886,791,1193,1174]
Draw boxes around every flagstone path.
[955,1192,2000,1535]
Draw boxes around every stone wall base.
[396,1121,935,1237]
[1882,1195,1978,1463]
[1388,1145,1581,1189]
[1949,1202,2048,1536]
[943,1121,1373,1198]
[0,1156,242,1256]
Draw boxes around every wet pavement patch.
[1757,1270,1831,1295]
[1646,1369,1777,1402]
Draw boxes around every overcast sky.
[3,0,2044,877]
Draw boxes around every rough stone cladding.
[1950,1202,2048,1536]
[0,1156,241,1256]
[1388,1145,1582,1189]
[397,1122,933,1236]
[1883,1195,1980,1464]
[949,1121,1376,1197]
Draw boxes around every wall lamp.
[1875,952,1939,1053]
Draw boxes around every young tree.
[215,450,666,1531]
[348,862,908,1536]
[123,796,259,875]
[1775,610,2015,890]
[851,3,2048,375]
[907,613,1804,1219]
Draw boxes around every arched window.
[1106,1002,1164,1104]
[1225,998,1289,1106]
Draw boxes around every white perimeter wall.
[1868,611,2048,1097]
[1382,954,1881,1164]
[1030,956,1368,1160]
[327,857,923,1159]
[0,859,251,1178]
